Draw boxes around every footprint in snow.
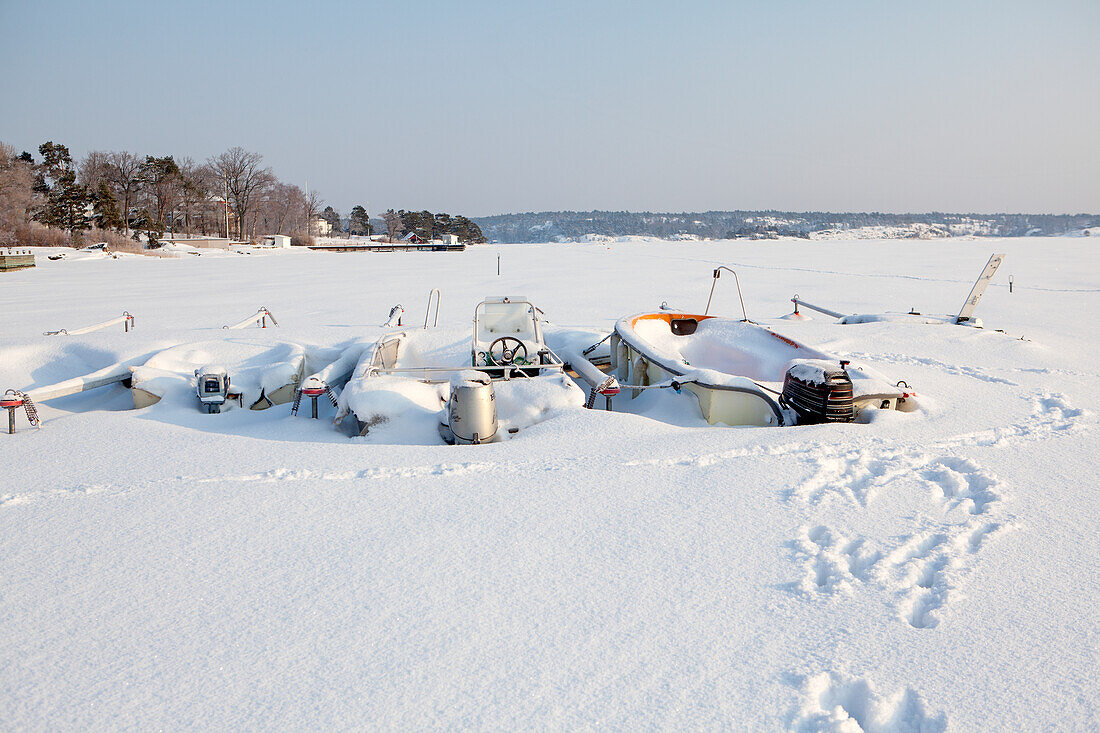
[789,671,946,733]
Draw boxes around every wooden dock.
[307,242,466,253]
[0,249,35,272]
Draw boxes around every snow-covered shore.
[1,237,1096,729]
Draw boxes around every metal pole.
[311,396,318,419]
[790,296,846,319]
[7,407,15,435]
[224,176,230,240]
[497,254,500,276]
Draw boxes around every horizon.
[2,1,1097,217]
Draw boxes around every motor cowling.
[445,371,498,444]
[782,360,855,424]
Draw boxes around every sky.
[1,0,1097,217]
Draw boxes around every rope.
[582,334,612,356]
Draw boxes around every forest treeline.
[474,210,1099,243]
[0,140,486,249]
[0,140,332,247]
[380,209,485,243]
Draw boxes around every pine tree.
[92,179,123,230]
[32,142,91,236]
[320,205,341,233]
[349,205,372,235]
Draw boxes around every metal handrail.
[704,266,748,320]
[790,295,846,319]
[368,362,564,383]
[424,289,440,328]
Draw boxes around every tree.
[91,179,123,230]
[452,215,485,243]
[0,142,36,241]
[259,182,305,235]
[303,189,323,235]
[107,151,142,235]
[78,151,112,192]
[319,205,341,234]
[177,158,215,235]
[138,155,181,231]
[349,205,372,236]
[37,141,73,178]
[33,141,90,237]
[382,209,404,241]
[433,212,452,236]
[209,147,273,241]
[399,210,435,240]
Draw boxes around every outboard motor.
[782,360,855,424]
[440,371,498,445]
[195,365,230,414]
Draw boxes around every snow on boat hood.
[618,313,830,383]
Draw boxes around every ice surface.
[0,238,1097,729]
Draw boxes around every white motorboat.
[610,311,915,427]
[338,297,584,441]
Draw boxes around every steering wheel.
[488,336,528,366]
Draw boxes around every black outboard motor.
[782,360,855,424]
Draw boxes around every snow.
[0,238,1097,729]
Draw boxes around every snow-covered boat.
[611,311,915,427]
[338,297,584,441]
[130,339,306,411]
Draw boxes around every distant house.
[439,234,459,246]
[311,216,332,236]
[401,232,426,244]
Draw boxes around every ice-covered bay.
[0,238,1096,729]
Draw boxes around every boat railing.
[424,289,440,328]
[368,362,564,383]
[704,266,748,321]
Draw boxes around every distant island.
[473,210,1098,243]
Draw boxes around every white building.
[260,234,292,248]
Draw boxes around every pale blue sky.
[2,0,1097,216]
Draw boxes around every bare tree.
[107,151,142,235]
[177,158,215,235]
[259,182,305,235]
[78,151,112,191]
[208,147,274,241]
[303,188,323,235]
[0,142,36,241]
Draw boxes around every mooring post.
[2,393,25,434]
[1009,275,1014,293]
[311,395,319,419]
[497,254,500,276]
